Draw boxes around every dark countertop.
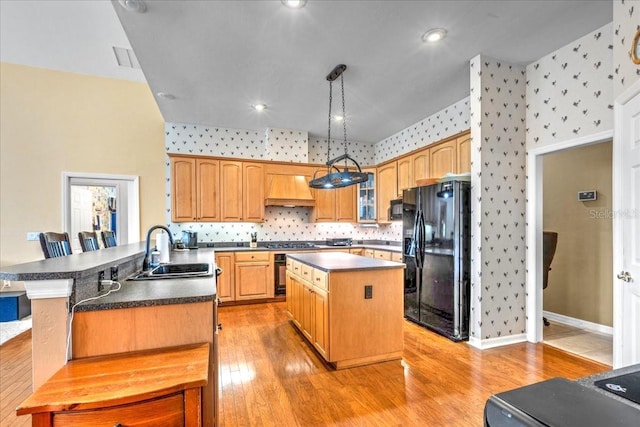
[287,252,404,272]
[74,248,218,312]
[577,363,640,409]
[211,243,402,253]
[0,242,147,281]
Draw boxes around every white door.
[70,186,93,252]
[613,80,640,368]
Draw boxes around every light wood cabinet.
[376,162,397,223]
[364,249,375,258]
[374,250,392,261]
[430,139,457,179]
[243,162,265,222]
[396,155,413,194]
[391,252,403,262]
[171,157,221,222]
[215,252,235,303]
[349,248,364,256]
[313,286,329,359]
[456,133,471,174]
[220,160,243,221]
[234,251,272,300]
[312,185,357,222]
[411,148,431,184]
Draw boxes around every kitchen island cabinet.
[286,252,404,369]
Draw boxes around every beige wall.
[543,141,612,326]
[0,63,165,267]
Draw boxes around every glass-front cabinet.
[358,169,376,222]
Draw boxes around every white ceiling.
[2,1,613,143]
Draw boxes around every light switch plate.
[27,232,40,241]
[578,190,597,201]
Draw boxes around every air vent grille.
[112,46,141,69]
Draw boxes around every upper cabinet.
[411,149,431,184]
[376,161,397,223]
[171,157,220,222]
[169,155,264,223]
[312,185,357,223]
[456,134,471,174]
[357,169,376,223]
[430,139,457,179]
[396,156,413,195]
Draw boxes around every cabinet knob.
[218,323,223,330]
[114,424,123,427]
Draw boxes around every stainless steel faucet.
[143,225,174,271]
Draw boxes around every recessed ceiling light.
[333,115,344,122]
[157,92,176,100]
[253,104,267,111]
[281,0,307,9]
[118,0,147,13]
[422,28,447,43]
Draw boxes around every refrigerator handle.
[416,210,425,269]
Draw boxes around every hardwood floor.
[1,302,609,426]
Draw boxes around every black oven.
[274,253,286,296]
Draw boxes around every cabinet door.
[215,252,234,302]
[374,250,392,261]
[412,149,430,184]
[364,249,375,258]
[357,170,376,222]
[396,156,413,194]
[456,133,471,174]
[171,157,197,222]
[235,263,269,300]
[335,185,357,222]
[290,274,302,328]
[286,272,295,318]
[220,161,243,221]
[301,282,314,341]
[243,162,264,222]
[197,158,220,222]
[376,162,397,223]
[313,287,329,359]
[430,139,457,179]
[312,189,336,222]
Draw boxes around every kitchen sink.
[128,263,214,281]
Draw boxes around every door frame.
[612,78,640,368]
[62,172,140,245]
[525,129,613,343]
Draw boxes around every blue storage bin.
[0,291,31,322]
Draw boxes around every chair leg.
[543,317,550,327]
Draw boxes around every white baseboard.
[543,311,613,335]
[468,333,527,350]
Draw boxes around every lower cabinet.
[234,252,272,301]
[215,252,235,303]
[286,264,330,359]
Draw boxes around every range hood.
[265,175,315,207]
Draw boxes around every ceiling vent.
[112,46,141,69]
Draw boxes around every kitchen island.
[286,252,405,369]
[0,244,219,427]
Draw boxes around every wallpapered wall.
[526,23,614,148]
[613,0,640,99]
[470,55,527,342]
[308,136,375,166]
[164,121,400,243]
[375,97,470,164]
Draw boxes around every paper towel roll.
[157,233,170,263]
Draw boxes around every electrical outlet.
[27,232,40,241]
[110,266,119,281]
[364,285,373,299]
[2,280,10,289]
[98,271,105,291]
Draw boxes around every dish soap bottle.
[150,247,160,268]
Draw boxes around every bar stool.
[78,231,100,252]
[39,232,73,259]
[101,230,117,248]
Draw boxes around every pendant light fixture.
[309,64,368,189]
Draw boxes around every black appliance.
[389,198,403,220]
[484,377,640,426]
[403,180,470,341]
[326,237,352,246]
[274,253,287,296]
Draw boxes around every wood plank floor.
[1,302,609,426]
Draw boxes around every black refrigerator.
[403,180,471,341]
